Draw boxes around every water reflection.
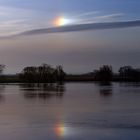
[20,83,65,100]
[55,122,66,138]
[0,83,140,140]
[96,82,113,97]
[100,88,112,97]
[119,82,140,94]
[0,85,5,102]
[54,122,73,139]
[119,82,140,87]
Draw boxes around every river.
[0,82,140,140]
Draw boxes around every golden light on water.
[54,122,71,138]
[56,126,65,137]
[55,124,65,137]
[54,121,75,138]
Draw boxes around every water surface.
[0,83,140,140]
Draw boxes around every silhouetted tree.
[0,65,5,82]
[21,66,37,82]
[119,66,140,81]
[94,65,113,81]
[20,64,65,83]
[55,65,66,82]
[0,65,5,75]
[38,64,56,83]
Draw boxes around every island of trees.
[1,64,140,83]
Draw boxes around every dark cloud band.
[19,20,140,35]
[1,20,140,39]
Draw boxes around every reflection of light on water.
[55,123,69,138]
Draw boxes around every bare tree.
[0,65,5,74]
[20,64,65,83]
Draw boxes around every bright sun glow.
[54,17,72,26]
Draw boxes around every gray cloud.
[16,20,140,35]
[72,11,99,18]
[1,20,140,39]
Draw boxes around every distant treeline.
[1,64,140,83]
[66,65,140,82]
[0,64,65,83]
[93,65,140,82]
[19,64,65,83]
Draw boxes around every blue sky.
[0,0,140,74]
[0,0,139,15]
[0,0,140,35]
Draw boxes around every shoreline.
[1,75,140,83]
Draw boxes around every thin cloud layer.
[1,20,140,39]
[17,20,140,35]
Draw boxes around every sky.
[0,0,140,74]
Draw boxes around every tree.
[119,66,140,80]
[21,66,37,82]
[94,65,113,81]
[119,66,133,77]
[0,65,5,75]
[55,65,66,82]
[20,64,65,83]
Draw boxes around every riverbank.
[1,74,140,83]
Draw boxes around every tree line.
[1,64,140,82]
[93,65,140,81]
[0,64,65,83]
[20,64,65,83]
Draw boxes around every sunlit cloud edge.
[1,19,140,39]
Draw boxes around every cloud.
[75,13,124,24]
[96,13,124,19]
[1,19,140,39]
[72,11,99,18]
[90,13,124,22]
[0,6,53,36]
[0,20,33,37]
[0,6,34,20]
[18,20,140,34]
